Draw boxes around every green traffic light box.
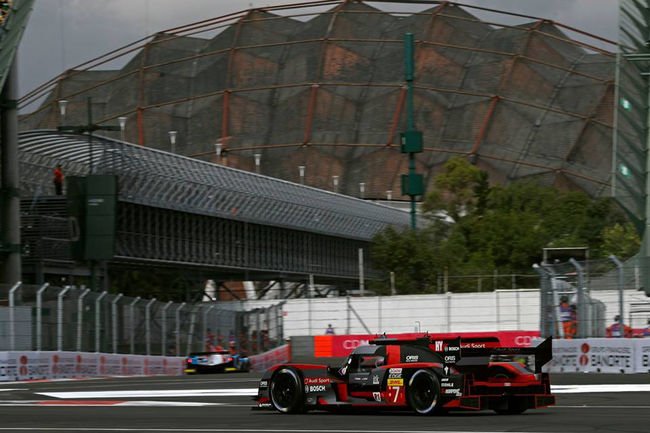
[400,130,423,153]
[67,175,118,261]
[401,172,424,196]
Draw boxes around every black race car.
[184,350,250,374]
[255,335,554,415]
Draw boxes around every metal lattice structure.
[18,0,618,200]
[19,130,412,282]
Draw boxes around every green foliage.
[371,157,640,294]
[422,157,486,222]
[601,223,641,259]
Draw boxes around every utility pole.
[400,33,424,230]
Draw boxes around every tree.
[601,223,640,259]
[422,157,486,222]
[371,158,640,293]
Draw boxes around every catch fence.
[0,283,284,356]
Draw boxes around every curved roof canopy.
[19,130,412,241]
[19,0,617,202]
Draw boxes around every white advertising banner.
[546,339,581,373]
[634,339,650,373]
[577,338,635,374]
[547,338,640,374]
[0,351,184,382]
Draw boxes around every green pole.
[87,97,93,174]
[405,33,417,230]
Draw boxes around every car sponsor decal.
[304,377,329,385]
[372,391,382,402]
[388,368,402,374]
[372,375,380,385]
[307,385,326,393]
[387,378,403,387]
[405,355,418,362]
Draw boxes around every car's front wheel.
[270,367,305,413]
[407,369,442,415]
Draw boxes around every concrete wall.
[243,289,649,337]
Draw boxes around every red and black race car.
[255,335,554,415]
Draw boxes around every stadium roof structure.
[19,0,618,200]
[19,130,412,241]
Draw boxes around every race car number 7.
[391,386,400,403]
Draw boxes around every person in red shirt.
[53,164,64,195]
[606,315,633,338]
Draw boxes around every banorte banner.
[314,330,541,358]
[250,344,290,372]
[546,338,636,374]
[0,351,185,382]
[634,339,650,373]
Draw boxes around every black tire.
[270,367,305,413]
[407,369,442,415]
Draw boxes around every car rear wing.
[457,337,552,373]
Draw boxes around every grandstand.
[19,0,617,200]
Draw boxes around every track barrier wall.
[546,338,650,374]
[0,351,184,381]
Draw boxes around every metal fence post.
[202,305,216,351]
[128,296,140,354]
[111,294,123,353]
[95,291,108,352]
[175,303,186,356]
[77,287,90,352]
[57,286,71,351]
[145,298,157,356]
[8,281,22,351]
[161,301,173,356]
[569,258,586,338]
[610,255,625,337]
[36,283,50,351]
[186,305,198,355]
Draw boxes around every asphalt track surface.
[0,372,648,433]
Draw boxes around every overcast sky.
[17,0,619,99]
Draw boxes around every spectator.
[606,315,633,338]
[644,319,650,338]
[325,324,335,334]
[558,296,575,339]
[53,164,64,195]
[205,328,216,351]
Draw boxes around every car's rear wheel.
[270,367,305,413]
[407,369,442,415]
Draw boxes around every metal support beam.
[1,61,21,290]
[57,286,71,351]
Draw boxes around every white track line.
[0,430,556,433]
[552,384,650,393]
[35,384,650,399]
[36,388,258,399]
[0,400,224,407]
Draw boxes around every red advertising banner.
[314,330,540,358]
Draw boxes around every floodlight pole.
[57,97,120,175]
[401,33,424,230]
